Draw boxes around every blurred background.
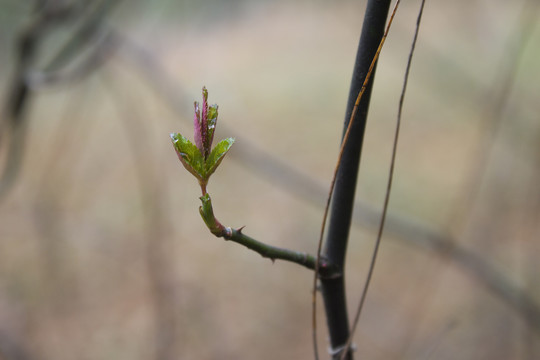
[0,0,539,359]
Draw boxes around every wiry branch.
[314,1,393,359]
[198,193,339,278]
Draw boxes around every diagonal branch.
[313,1,393,359]
[340,1,425,358]
[198,193,339,277]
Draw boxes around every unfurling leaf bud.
[171,87,234,193]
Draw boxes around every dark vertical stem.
[320,1,391,359]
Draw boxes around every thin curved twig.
[198,193,339,277]
[339,1,425,358]
[311,1,399,358]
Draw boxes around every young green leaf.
[171,88,234,193]
[206,104,218,154]
[205,137,235,178]
[170,133,206,181]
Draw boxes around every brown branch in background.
[27,0,122,90]
[448,0,540,234]
[1,1,82,199]
[444,0,540,335]
[1,6,52,199]
[27,29,116,89]
[101,66,178,360]
[31,84,94,316]
[396,2,540,351]
[0,2,122,358]
[0,0,120,200]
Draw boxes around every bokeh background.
[0,0,539,359]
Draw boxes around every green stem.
[199,193,337,276]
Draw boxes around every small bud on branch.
[170,87,234,194]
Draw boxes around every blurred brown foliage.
[0,1,539,359]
